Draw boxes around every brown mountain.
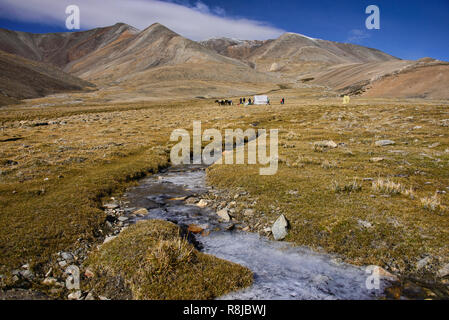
[0,50,93,106]
[201,33,398,74]
[0,23,139,69]
[65,23,275,85]
[0,23,278,101]
[0,23,447,102]
[362,59,449,99]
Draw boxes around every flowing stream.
[122,165,388,300]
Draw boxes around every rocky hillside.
[0,23,139,68]
[201,32,399,74]
[65,23,275,85]
[0,50,93,106]
[362,60,449,99]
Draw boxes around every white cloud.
[346,29,371,43]
[0,0,284,40]
[193,1,210,14]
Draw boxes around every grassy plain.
[1,88,448,295]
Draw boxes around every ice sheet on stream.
[202,231,383,300]
[124,165,387,300]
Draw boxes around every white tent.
[254,95,269,105]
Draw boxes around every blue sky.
[0,0,448,61]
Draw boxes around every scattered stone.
[103,235,117,244]
[20,270,34,280]
[243,209,255,217]
[42,277,57,286]
[60,252,73,262]
[272,215,289,241]
[58,260,67,268]
[84,269,95,279]
[201,230,211,237]
[416,256,431,270]
[103,203,119,210]
[196,199,208,208]
[224,223,235,231]
[187,224,204,234]
[217,209,231,222]
[99,296,110,300]
[437,263,449,278]
[85,292,95,300]
[376,266,399,283]
[370,157,384,162]
[68,290,82,300]
[314,140,338,149]
[118,216,129,222]
[358,220,373,229]
[185,197,199,205]
[375,140,395,147]
[132,208,148,216]
[428,142,440,148]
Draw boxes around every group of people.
[239,97,252,105]
[216,97,285,106]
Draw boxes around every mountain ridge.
[0,22,447,102]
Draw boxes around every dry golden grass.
[207,91,449,278]
[1,87,448,293]
[421,194,444,212]
[0,97,255,275]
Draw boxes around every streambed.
[122,165,388,300]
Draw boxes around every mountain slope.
[201,32,399,75]
[65,23,275,85]
[362,60,449,99]
[0,23,139,68]
[0,50,93,106]
[0,23,278,100]
[1,22,446,101]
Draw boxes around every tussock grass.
[372,179,404,195]
[85,220,253,300]
[331,180,362,193]
[321,159,338,169]
[372,178,417,199]
[421,194,444,212]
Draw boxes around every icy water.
[123,165,388,300]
